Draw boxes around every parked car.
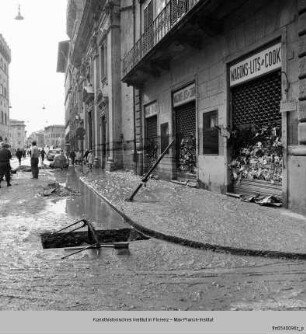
[49,153,69,169]
[46,149,61,161]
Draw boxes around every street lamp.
[15,4,24,21]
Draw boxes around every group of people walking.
[1,142,95,189]
[0,141,42,187]
[69,149,93,169]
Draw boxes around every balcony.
[122,0,257,87]
[122,0,205,85]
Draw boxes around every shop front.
[228,42,283,200]
[172,83,197,181]
[144,101,159,172]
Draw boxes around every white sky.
[0,0,68,135]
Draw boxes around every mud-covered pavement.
[0,162,306,311]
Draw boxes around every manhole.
[40,218,149,259]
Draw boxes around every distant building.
[0,34,11,143]
[9,119,26,151]
[44,125,65,149]
[28,130,45,148]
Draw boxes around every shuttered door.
[145,115,158,172]
[146,115,157,141]
[231,71,282,197]
[175,102,196,177]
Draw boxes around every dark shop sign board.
[230,43,282,87]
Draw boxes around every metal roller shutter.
[146,115,157,141]
[231,71,282,198]
[175,102,196,175]
[145,115,158,172]
[232,71,281,128]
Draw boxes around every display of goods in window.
[228,125,282,185]
[179,135,196,173]
[145,138,158,170]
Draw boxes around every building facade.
[121,0,306,215]
[28,130,45,148]
[9,119,26,151]
[58,0,134,170]
[44,125,65,149]
[0,34,11,143]
[59,0,306,215]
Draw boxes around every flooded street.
[0,165,306,311]
[44,167,124,229]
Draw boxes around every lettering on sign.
[230,43,282,87]
[173,83,196,107]
[145,101,158,118]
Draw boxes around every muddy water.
[1,166,306,312]
[45,168,125,229]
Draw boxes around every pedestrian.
[75,150,82,165]
[0,142,12,188]
[59,150,66,170]
[83,148,90,163]
[30,141,40,179]
[40,148,46,164]
[15,148,23,166]
[87,150,93,170]
[22,149,26,158]
[69,150,76,166]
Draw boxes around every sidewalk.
[79,168,306,259]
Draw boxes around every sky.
[0,0,68,135]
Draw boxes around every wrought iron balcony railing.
[122,0,200,79]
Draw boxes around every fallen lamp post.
[126,138,175,202]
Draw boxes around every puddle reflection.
[47,167,124,229]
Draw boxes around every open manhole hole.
[41,219,149,259]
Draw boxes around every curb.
[80,178,306,261]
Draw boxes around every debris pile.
[229,125,282,184]
[40,182,80,197]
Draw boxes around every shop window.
[160,122,169,153]
[203,110,219,155]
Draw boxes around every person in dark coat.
[0,142,12,188]
[69,150,76,166]
[83,149,90,163]
[16,148,23,166]
[40,148,46,164]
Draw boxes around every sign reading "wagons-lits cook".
[230,43,282,87]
